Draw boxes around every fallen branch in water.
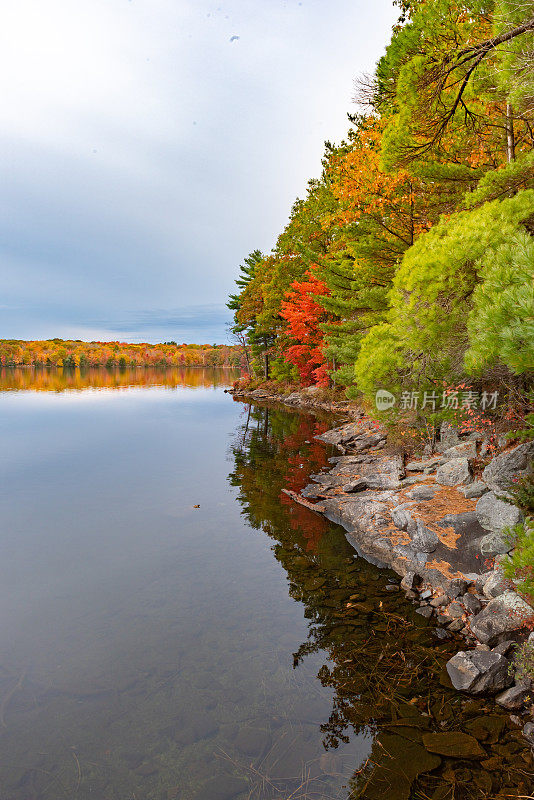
[281,489,326,514]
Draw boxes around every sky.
[0,0,397,344]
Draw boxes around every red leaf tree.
[280,269,330,386]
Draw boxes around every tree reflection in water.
[228,400,534,800]
[0,366,238,393]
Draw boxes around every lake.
[0,367,531,800]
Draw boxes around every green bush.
[503,468,534,605]
[354,190,534,398]
[504,519,534,606]
[512,640,534,684]
[465,232,534,375]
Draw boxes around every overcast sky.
[1,0,396,344]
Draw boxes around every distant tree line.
[0,339,242,369]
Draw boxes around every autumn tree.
[280,269,331,386]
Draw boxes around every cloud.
[0,0,397,342]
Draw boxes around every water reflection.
[229,401,534,800]
[0,365,238,393]
[0,373,364,800]
[0,373,531,800]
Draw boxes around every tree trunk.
[263,350,269,380]
[506,102,516,163]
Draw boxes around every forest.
[227,0,534,424]
[0,339,241,369]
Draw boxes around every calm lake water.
[0,367,531,800]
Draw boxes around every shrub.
[512,640,534,684]
[465,232,534,375]
[354,190,534,398]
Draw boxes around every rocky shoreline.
[230,385,534,748]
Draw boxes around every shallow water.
[0,368,531,800]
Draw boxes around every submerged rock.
[191,776,249,800]
[359,733,441,800]
[234,726,271,757]
[422,731,486,759]
[446,650,513,694]
[416,606,434,619]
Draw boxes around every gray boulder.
[400,571,420,591]
[430,594,449,608]
[436,512,486,548]
[416,606,434,618]
[495,681,531,710]
[364,455,405,489]
[284,392,301,404]
[443,441,478,459]
[391,503,416,532]
[492,639,516,655]
[406,456,444,472]
[482,569,509,599]
[482,442,534,499]
[461,593,482,614]
[475,491,522,534]
[438,421,460,452]
[448,578,470,599]
[411,520,439,553]
[446,649,513,694]
[406,460,426,472]
[342,479,368,493]
[316,422,361,446]
[347,433,386,452]
[523,722,534,746]
[461,481,489,499]
[436,458,472,486]
[447,601,465,619]
[470,590,534,645]
[479,531,512,555]
[406,484,439,500]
